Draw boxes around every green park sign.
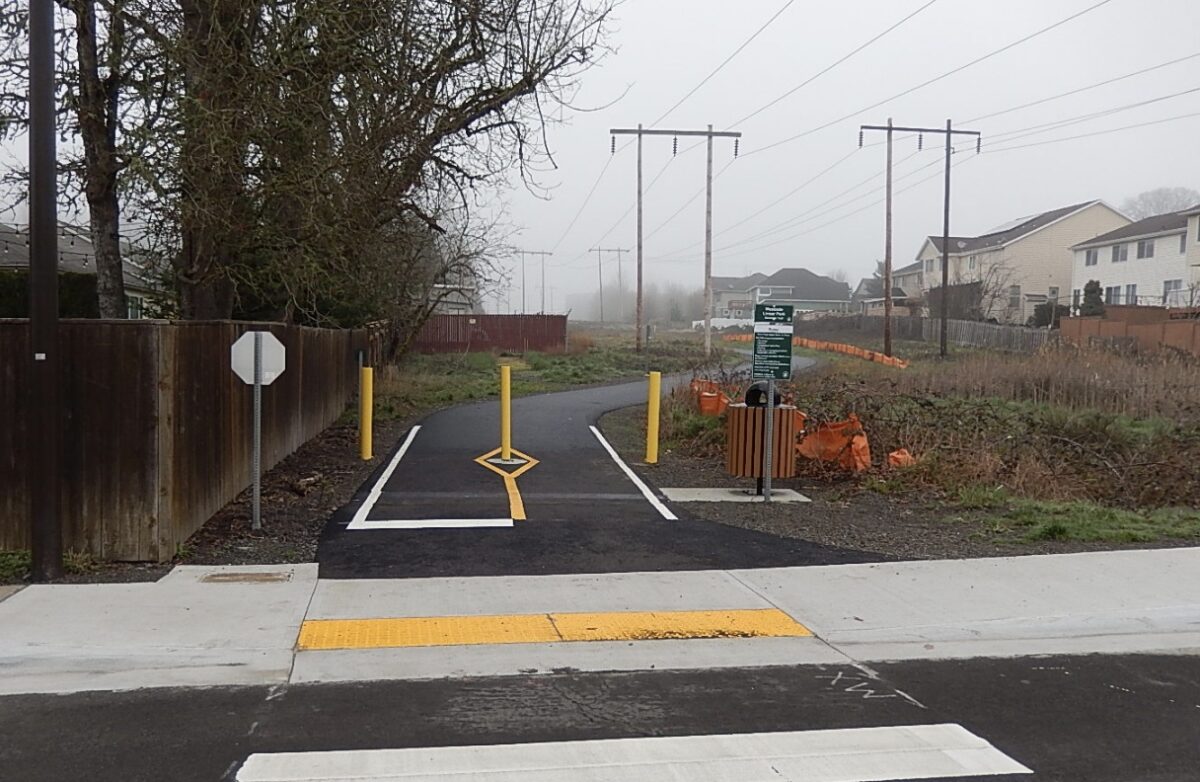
[752,303,794,380]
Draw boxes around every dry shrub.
[567,332,595,354]
[887,345,1200,424]
[787,371,1200,510]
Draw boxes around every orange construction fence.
[723,333,908,369]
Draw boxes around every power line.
[984,109,1200,154]
[964,50,1200,124]
[549,150,621,253]
[980,85,1200,146]
[653,0,797,125]
[547,1,795,255]
[741,0,1116,159]
[730,0,942,127]
[672,107,1200,263]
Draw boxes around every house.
[711,268,849,318]
[851,275,911,316]
[1070,206,1200,309]
[0,221,160,318]
[911,200,1130,323]
[710,272,767,318]
[891,260,924,300]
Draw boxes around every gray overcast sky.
[500,0,1200,312]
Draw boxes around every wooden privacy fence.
[1061,316,1200,356]
[412,314,567,353]
[1,320,372,561]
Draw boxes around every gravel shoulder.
[600,404,1195,561]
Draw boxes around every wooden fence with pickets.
[1,320,374,561]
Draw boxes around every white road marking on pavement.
[347,426,421,530]
[352,518,514,529]
[236,723,1032,781]
[589,425,677,520]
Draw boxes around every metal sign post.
[751,304,794,502]
[231,331,286,531]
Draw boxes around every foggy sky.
[500,0,1200,314]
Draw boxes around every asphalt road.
[316,359,875,578]
[4,654,1197,781]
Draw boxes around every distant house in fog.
[710,268,849,318]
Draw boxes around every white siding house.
[911,200,1129,322]
[1070,208,1199,309]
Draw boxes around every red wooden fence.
[412,314,567,353]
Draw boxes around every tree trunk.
[174,0,257,320]
[72,0,126,318]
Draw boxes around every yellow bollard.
[359,366,373,460]
[500,363,512,461]
[645,371,661,464]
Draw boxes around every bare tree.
[1120,187,1200,220]
[0,0,173,318]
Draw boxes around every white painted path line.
[347,426,421,530]
[351,518,513,529]
[589,425,677,520]
[237,723,1032,781]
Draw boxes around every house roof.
[711,272,766,292]
[757,267,850,302]
[853,276,905,299]
[894,260,923,275]
[0,221,157,292]
[1073,210,1190,249]
[925,200,1103,255]
[1181,203,1200,216]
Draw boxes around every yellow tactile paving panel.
[297,608,810,651]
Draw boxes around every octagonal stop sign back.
[230,331,287,385]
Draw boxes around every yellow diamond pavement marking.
[474,447,539,521]
[297,608,811,651]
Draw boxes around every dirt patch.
[601,405,1197,561]
[177,417,410,567]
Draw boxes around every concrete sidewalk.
[2,549,1198,695]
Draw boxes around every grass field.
[370,330,728,423]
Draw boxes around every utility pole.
[860,119,980,358]
[518,250,552,312]
[611,125,741,354]
[518,252,526,314]
[29,0,61,581]
[590,247,627,324]
[859,118,895,357]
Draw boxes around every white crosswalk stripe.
[237,723,1032,781]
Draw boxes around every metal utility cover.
[752,304,794,380]
[231,331,287,385]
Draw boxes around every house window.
[1125,284,1137,305]
[1182,234,1187,254]
[1111,244,1128,263]
[1137,239,1155,259]
[1048,287,1060,303]
[1084,249,1098,266]
[925,259,935,273]
[127,295,143,319]
[968,255,977,270]
[1164,279,1184,306]
[1072,289,1081,309]
[1105,286,1120,305]
[1008,285,1021,310]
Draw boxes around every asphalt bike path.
[317,359,877,578]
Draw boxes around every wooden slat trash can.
[725,403,798,478]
